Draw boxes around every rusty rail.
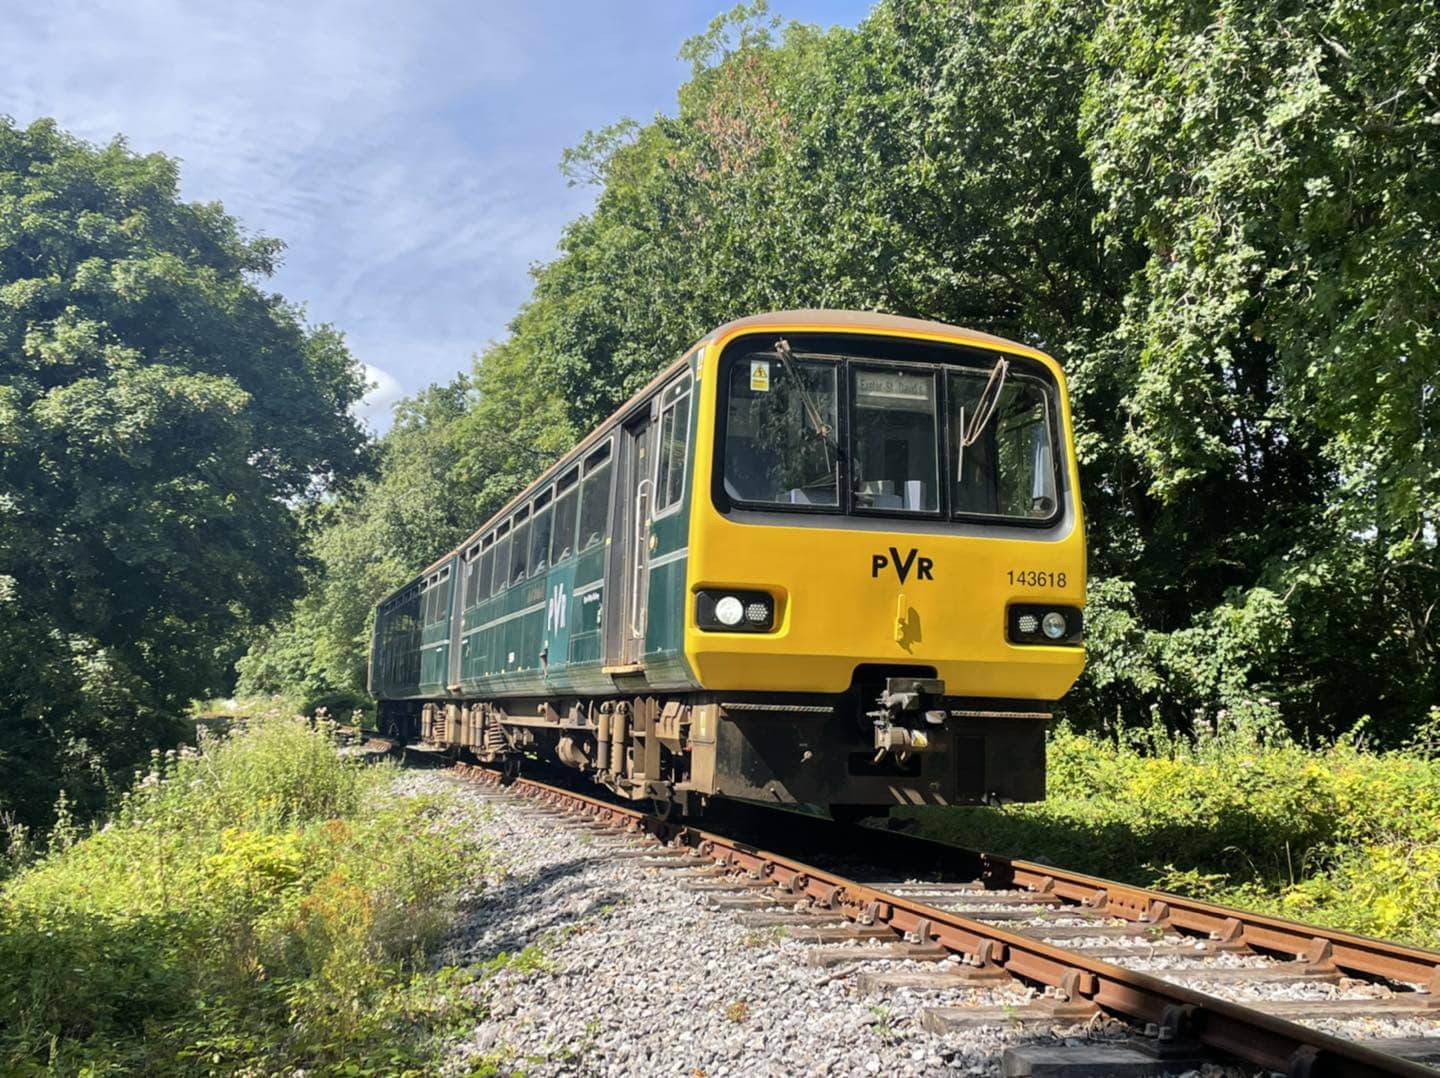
[455,764,1439,1078]
[973,853,1440,994]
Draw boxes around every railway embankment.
[0,717,489,1075]
[898,722,1440,951]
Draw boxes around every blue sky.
[2,0,871,430]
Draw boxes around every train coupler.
[868,677,948,764]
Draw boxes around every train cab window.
[530,488,553,575]
[948,370,1058,520]
[850,367,939,513]
[491,521,511,596]
[510,506,531,584]
[654,376,692,515]
[578,441,613,553]
[723,350,839,506]
[551,466,580,563]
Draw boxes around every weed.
[724,1000,750,1023]
[869,1004,900,1044]
[741,926,786,947]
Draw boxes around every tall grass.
[0,718,480,1075]
[902,717,1440,947]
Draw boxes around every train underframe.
[381,674,1049,818]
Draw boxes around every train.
[369,310,1085,819]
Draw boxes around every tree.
[238,352,574,702]
[0,117,368,823]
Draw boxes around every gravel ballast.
[397,770,1435,1075]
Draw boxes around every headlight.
[696,589,775,632]
[714,596,744,626]
[1008,604,1082,645]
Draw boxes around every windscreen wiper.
[957,356,1010,479]
[773,338,834,443]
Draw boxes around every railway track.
[431,758,1439,1077]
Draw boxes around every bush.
[0,717,481,1075]
[902,720,1440,948]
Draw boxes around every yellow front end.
[683,318,1086,703]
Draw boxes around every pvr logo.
[871,547,934,584]
[546,584,567,632]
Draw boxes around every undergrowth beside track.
[0,718,482,1076]
[901,720,1440,949]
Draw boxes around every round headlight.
[1041,612,1067,640]
[714,595,745,626]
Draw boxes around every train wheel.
[499,755,520,785]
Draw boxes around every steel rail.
[456,764,1438,1078]
[970,852,1440,993]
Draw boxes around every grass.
[899,718,1440,949]
[0,717,481,1076]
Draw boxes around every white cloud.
[355,364,406,432]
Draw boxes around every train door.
[606,408,654,669]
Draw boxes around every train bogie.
[371,311,1085,817]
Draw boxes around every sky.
[2,0,871,431]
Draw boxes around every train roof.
[378,309,1049,606]
[701,309,1042,356]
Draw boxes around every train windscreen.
[720,335,1061,524]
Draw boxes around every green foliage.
[0,717,482,1075]
[240,333,575,702]
[903,723,1440,947]
[0,117,369,827]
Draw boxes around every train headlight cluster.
[696,589,776,632]
[1008,604,1082,646]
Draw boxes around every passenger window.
[491,523,511,595]
[530,489,553,575]
[654,378,692,513]
[578,441,612,553]
[510,507,531,585]
[550,467,580,564]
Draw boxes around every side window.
[530,488,553,575]
[477,534,495,600]
[491,522,511,596]
[462,545,481,608]
[654,376,692,515]
[578,440,613,553]
[550,467,580,564]
[510,507,531,585]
